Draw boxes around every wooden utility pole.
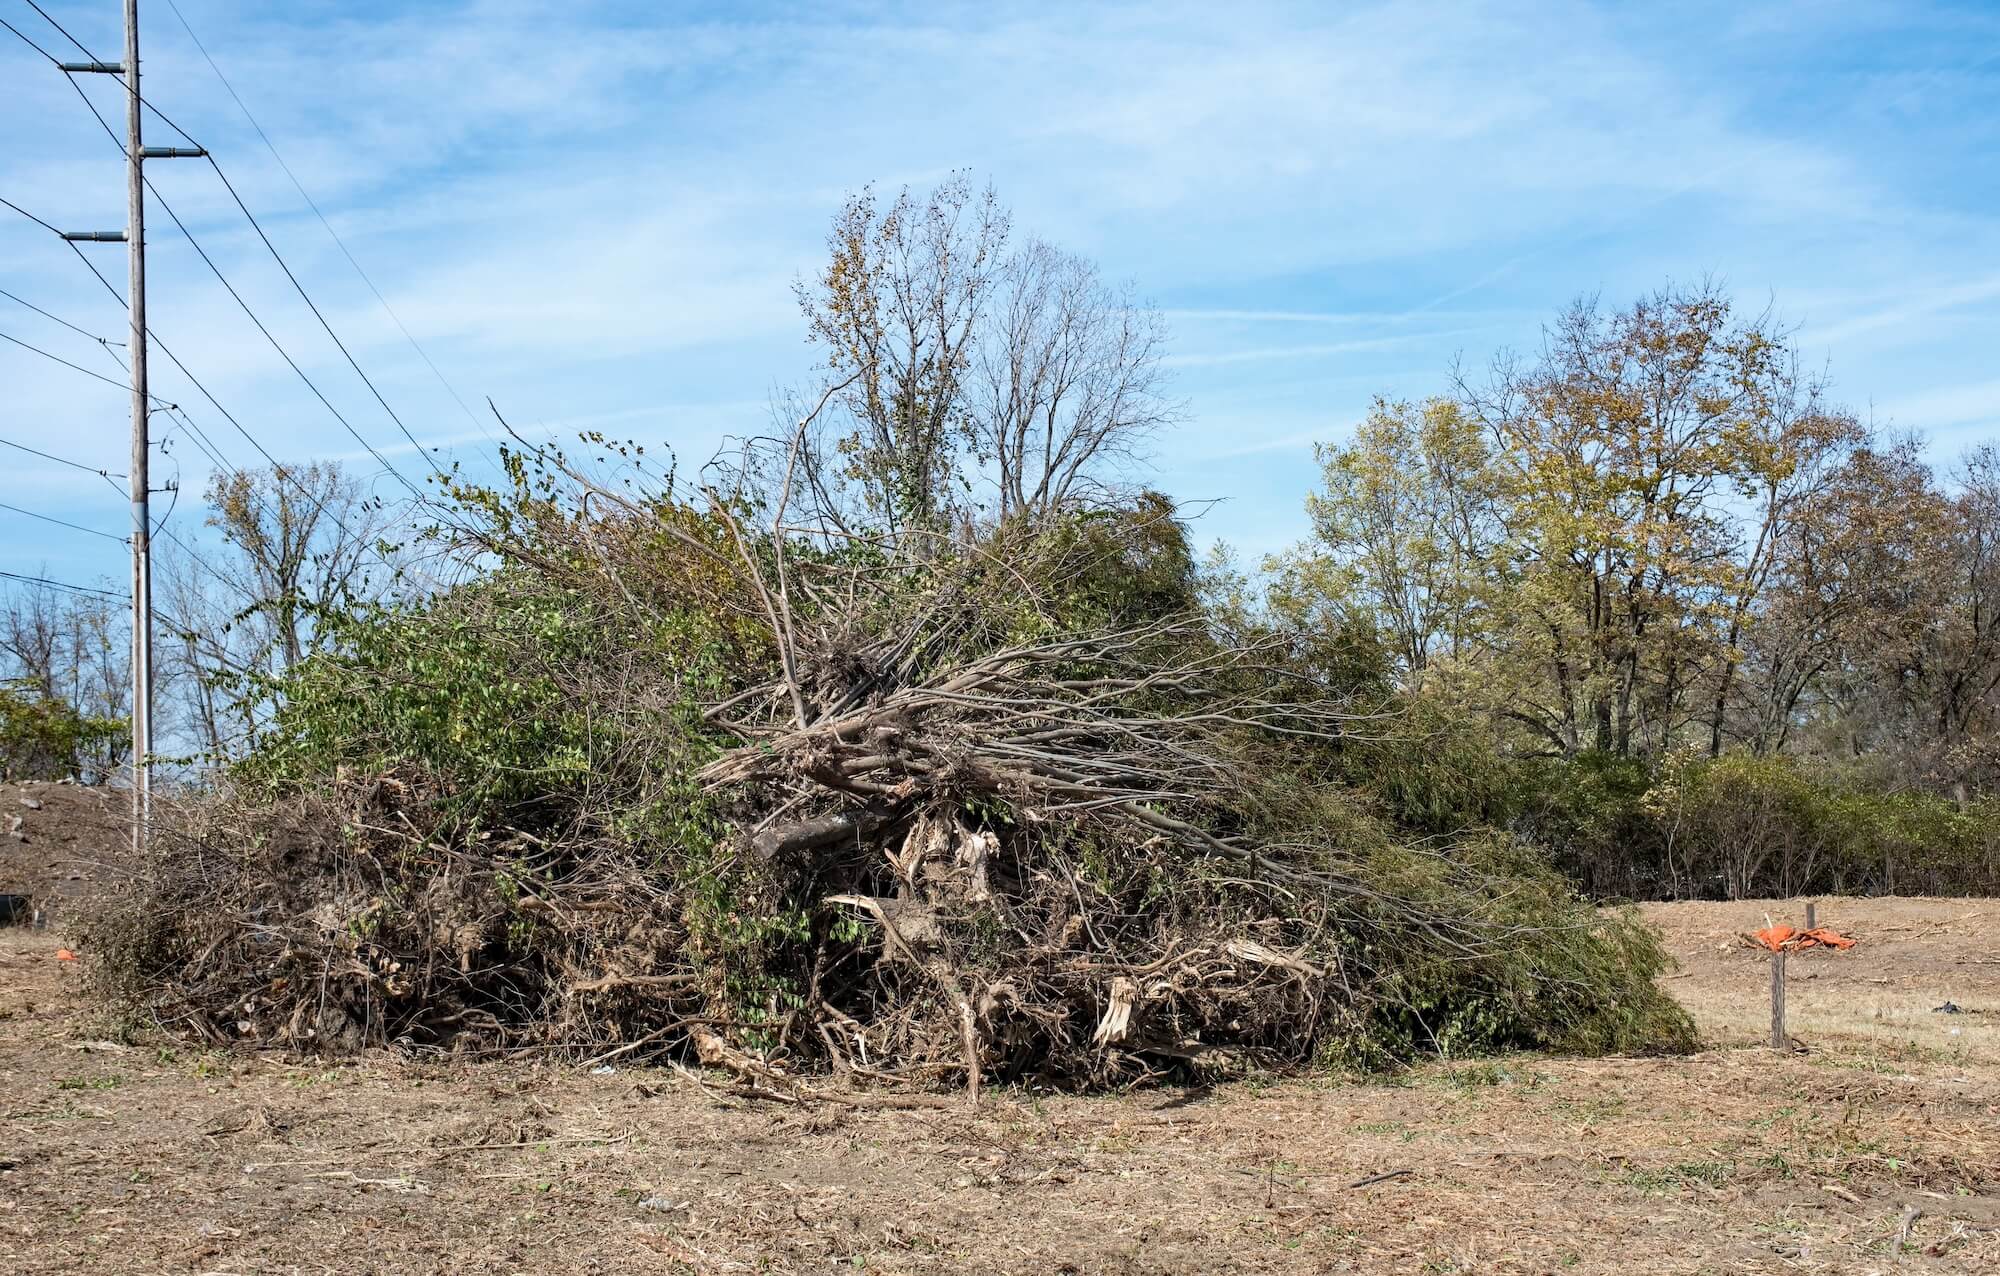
[124,0,152,854]
[57,2,204,852]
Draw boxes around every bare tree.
[209,463,390,671]
[973,239,1176,523]
[0,579,125,716]
[156,461,394,758]
[787,178,1173,542]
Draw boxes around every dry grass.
[1651,896,2000,1061]
[0,892,1996,1273]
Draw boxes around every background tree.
[789,178,1171,539]
[1285,283,2000,897]
[973,239,1177,524]
[157,461,394,758]
[794,175,1010,533]
[1812,443,2000,799]
[1461,285,1804,758]
[1291,396,1498,685]
[1701,363,1863,756]
[0,580,127,780]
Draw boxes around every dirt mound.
[0,780,129,925]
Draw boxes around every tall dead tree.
[975,239,1177,524]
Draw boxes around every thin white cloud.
[1878,379,2000,432]
[2,0,1994,565]
[1804,274,2000,347]
[1163,328,1497,368]
[1164,307,1516,325]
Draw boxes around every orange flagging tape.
[1752,925,1855,953]
[54,948,77,961]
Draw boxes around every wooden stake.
[1805,900,1817,930]
[1770,949,1788,1050]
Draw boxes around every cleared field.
[1,795,1995,1274]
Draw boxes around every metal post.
[125,0,152,855]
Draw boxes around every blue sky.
[3,0,1997,587]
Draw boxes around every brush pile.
[690,617,1435,1090]
[81,439,1696,1088]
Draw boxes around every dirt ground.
[0,779,124,924]
[2,782,1997,1274]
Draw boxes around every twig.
[433,1131,631,1156]
[1893,1204,1922,1257]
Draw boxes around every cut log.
[750,807,890,861]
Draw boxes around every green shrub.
[236,573,733,822]
[0,681,124,782]
[1339,692,2000,900]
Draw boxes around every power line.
[161,0,496,449]
[5,362,366,665]
[8,198,206,420]
[11,444,243,616]
[22,0,201,147]
[0,441,270,629]
[152,521,251,600]
[3,30,411,598]
[2,194,375,562]
[8,0,406,797]
[0,195,49,231]
[0,433,127,481]
[0,568,252,684]
[5,24,426,502]
[0,325,149,394]
[10,12,436,500]
[129,332,373,544]
[0,568,123,600]
[150,459,182,532]
[24,311,194,486]
[144,175,429,499]
[0,211,243,490]
[0,285,126,348]
[19,0,88,57]
[202,155,456,485]
[0,498,128,543]
[144,336,376,543]
[0,11,56,63]
[54,54,131,157]
[159,403,231,475]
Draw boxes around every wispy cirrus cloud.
[1,0,1994,576]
